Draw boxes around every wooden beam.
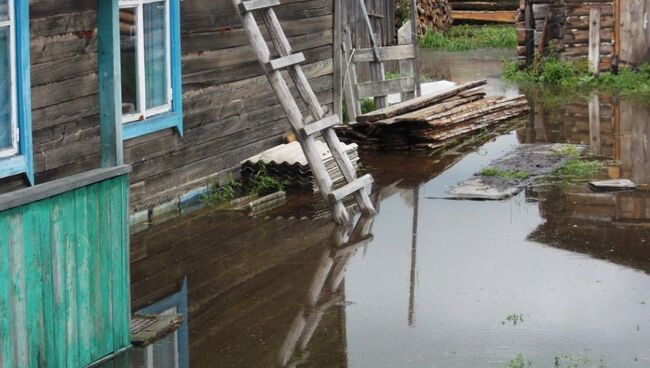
[97,0,124,167]
[0,165,131,212]
[353,44,416,63]
[589,7,601,75]
[410,0,421,96]
[452,10,517,23]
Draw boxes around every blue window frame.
[98,0,182,142]
[0,0,33,185]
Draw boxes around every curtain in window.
[143,1,167,110]
[0,24,12,150]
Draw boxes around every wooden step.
[239,0,280,12]
[300,115,340,137]
[267,52,305,72]
[328,174,374,204]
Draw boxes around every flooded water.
[103,50,650,367]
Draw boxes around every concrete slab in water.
[449,143,586,200]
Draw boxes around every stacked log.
[450,0,519,23]
[397,0,453,34]
[335,80,530,151]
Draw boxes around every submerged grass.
[481,167,530,181]
[542,145,605,185]
[420,25,517,51]
[503,58,650,97]
[201,165,286,208]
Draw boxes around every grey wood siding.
[0,0,336,212]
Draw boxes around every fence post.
[589,7,602,75]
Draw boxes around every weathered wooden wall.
[0,0,337,213]
[342,0,397,48]
[619,0,650,66]
[516,0,615,70]
[0,171,130,368]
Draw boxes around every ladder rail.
[233,0,376,222]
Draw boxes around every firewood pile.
[335,80,530,151]
[397,0,453,34]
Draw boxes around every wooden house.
[516,0,650,70]
[0,0,376,366]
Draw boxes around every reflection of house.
[129,210,359,367]
[529,186,650,274]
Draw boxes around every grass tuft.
[420,25,517,51]
[481,167,530,181]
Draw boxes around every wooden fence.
[341,0,397,49]
[0,166,131,368]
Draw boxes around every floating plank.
[301,115,341,137]
[239,0,280,12]
[357,80,487,123]
[267,52,306,71]
[588,179,636,192]
[452,10,518,23]
[328,174,373,203]
[357,77,415,99]
[353,44,416,63]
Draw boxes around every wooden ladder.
[231,0,376,224]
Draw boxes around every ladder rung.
[300,115,340,137]
[239,0,280,12]
[267,52,306,72]
[328,174,374,204]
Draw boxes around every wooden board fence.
[0,166,131,368]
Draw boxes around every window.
[0,0,32,184]
[100,0,182,141]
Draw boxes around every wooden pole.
[410,0,421,96]
[589,94,601,155]
[398,21,416,102]
[524,0,535,68]
[333,0,344,119]
[589,7,602,75]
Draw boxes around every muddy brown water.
[101,49,650,367]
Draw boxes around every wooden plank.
[24,205,47,368]
[357,80,487,122]
[333,0,344,120]
[452,10,517,23]
[356,77,415,99]
[398,22,415,102]
[589,7,601,74]
[0,166,131,212]
[268,52,306,71]
[9,212,28,368]
[240,0,281,12]
[0,212,15,367]
[353,44,416,62]
[410,0,421,96]
[328,174,374,202]
[74,186,92,365]
[301,115,341,137]
[342,27,361,123]
[97,180,114,357]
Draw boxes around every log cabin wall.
[0,0,336,213]
[516,0,615,71]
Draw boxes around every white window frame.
[119,0,172,124]
[0,0,19,158]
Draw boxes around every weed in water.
[248,163,287,197]
[481,167,530,181]
[541,146,605,184]
[507,354,532,368]
[201,175,243,208]
[420,25,517,51]
[501,313,525,326]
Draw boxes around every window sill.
[0,155,31,183]
[123,111,183,140]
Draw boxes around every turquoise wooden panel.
[0,174,130,368]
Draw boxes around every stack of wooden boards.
[449,0,519,23]
[335,80,530,151]
[241,141,360,192]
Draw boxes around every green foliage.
[385,71,401,80]
[201,175,243,207]
[542,146,605,184]
[503,58,650,97]
[507,354,532,368]
[481,167,530,180]
[420,25,517,51]
[248,164,287,197]
[361,98,377,114]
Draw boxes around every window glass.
[143,1,168,110]
[0,0,8,22]
[120,7,139,116]
[0,24,13,150]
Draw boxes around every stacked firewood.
[335,80,530,151]
[397,0,453,34]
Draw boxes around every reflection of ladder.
[231,0,376,224]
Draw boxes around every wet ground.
[103,49,650,367]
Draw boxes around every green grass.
[201,166,286,208]
[420,25,517,51]
[507,354,532,368]
[481,167,530,181]
[248,164,287,197]
[503,58,650,97]
[201,175,243,208]
[541,146,605,184]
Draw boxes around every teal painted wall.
[0,174,131,367]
